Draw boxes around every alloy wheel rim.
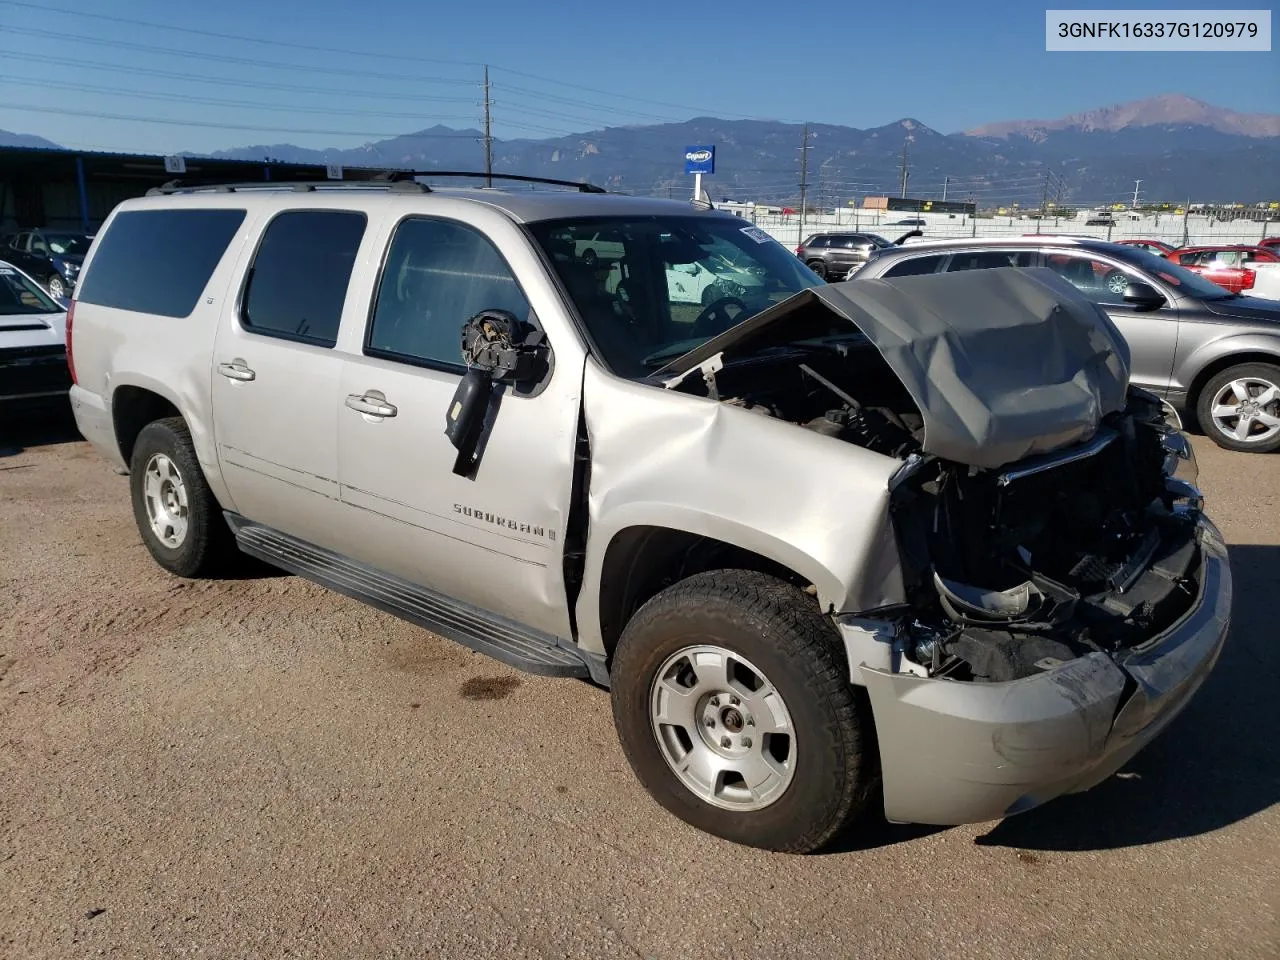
[649,644,796,812]
[1210,377,1280,444]
[142,453,189,548]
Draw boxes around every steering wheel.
[692,296,748,339]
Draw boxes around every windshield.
[1114,246,1241,299]
[529,215,821,378]
[45,234,91,256]
[0,264,62,314]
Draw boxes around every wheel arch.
[112,383,184,467]
[593,523,835,666]
[1184,346,1280,413]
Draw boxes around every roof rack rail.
[377,170,606,194]
[144,177,430,197]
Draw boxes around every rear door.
[211,206,372,548]
[334,213,584,639]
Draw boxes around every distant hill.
[0,129,62,149]
[209,101,1280,205]
[4,95,1278,205]
[966,93,1280,139]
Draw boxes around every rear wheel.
[129,417,237,576]
[46,274,66,299]
[1196,363,1280,453]
[610,569,875,853]
[805,259,827,280]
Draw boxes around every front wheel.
[1195,363,1280,453]
[610,570,875,853]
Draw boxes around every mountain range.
[3,94,1277,206]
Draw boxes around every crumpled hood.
[662,267,1131,470]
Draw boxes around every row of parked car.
[799,230,1280,296]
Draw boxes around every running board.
[227,516,590,679]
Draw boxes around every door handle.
[217,361,256,382]
[345,394,398,418]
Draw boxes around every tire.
[1195,362,1280,453]
[46,274,66,299]
[610,569,875,853]
[805,259,827,280]
[1103,270,1129,296]
[129,417,236,577]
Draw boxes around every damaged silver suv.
[67,176,1230,853]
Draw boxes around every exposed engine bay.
[668,335,1201,684]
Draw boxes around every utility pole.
[482,65,493,187]
[1037,171,1051,234]
[941,175,950,202]
[1131,178,1143,210]
[798,124,810,243]
[1182,195,1192,247]
[899,139,910,198]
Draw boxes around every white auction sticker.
[1046,9,1271,50]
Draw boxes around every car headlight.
[1160,428,1199,487]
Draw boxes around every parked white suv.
[68,175,1230,853]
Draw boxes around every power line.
[0,75,479,123]
[0,0,482,66]
[0,50,478,104]
[0,25,479,85]
[0,102,478,140]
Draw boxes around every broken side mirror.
[444,310,550,477]
[1123,281,1166,310]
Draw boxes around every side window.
[1043,254,1133,305]
[241,210,366,347]
[31,234,48,254]
[366,217,531,368]
[945,250,1027,272]
[76,208,247,318]
[1176,251,1200,266]
[882,254,945,277]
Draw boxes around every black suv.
[2,229,93,300]
[795,232,895,279]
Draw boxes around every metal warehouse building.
[0,146,388,233]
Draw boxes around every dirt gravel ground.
[1,412,1278,960]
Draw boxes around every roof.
[114,182,729,225]
[869,235,1127,255]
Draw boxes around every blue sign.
[684,145,715,175]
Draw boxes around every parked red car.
[1167,245,1280,294]
[1118,239,1178,255]
[1258,236,1280,253]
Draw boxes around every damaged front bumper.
[856,517,1231,825]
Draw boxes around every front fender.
[575,361,906,656]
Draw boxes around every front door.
[335,215,582,640]
[1041,251,1180,395]
[211,207,369,548]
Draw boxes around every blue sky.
[0,0,1275,154]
